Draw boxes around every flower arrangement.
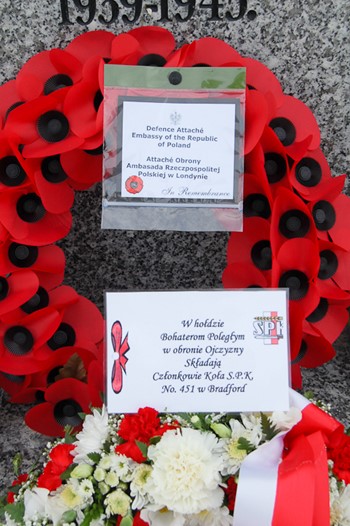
[0,26,349,436]
[1,394,350,526]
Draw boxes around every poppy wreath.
[0,26,349,437]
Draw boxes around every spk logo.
[253,311,284,345]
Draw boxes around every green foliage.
[87,452,102,464]
[135,440,148,458]
[4,501,25,523]
[61,509,77,523]
[60,464,76,482]
[237,437,255,454]
[260,413,279,441]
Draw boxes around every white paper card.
[120,100,236,201]
[106,290,290,414]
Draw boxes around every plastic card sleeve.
[102,65,246,232]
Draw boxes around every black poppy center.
[21,286,49,314]
[54,399,83,427]
[269,117,296,146]
[47,366,62,385]
[1,372,25,384]
[48,323,76,350]
[16,193,46,223]
[279,270,309,300]
[318,250,338,280]
[93,90,103,112]
[0,277,9,301]
[312,200,336,231]
[295,157,322,187]
[244,193,271,219]
[264,153,287,183]
[251,240,272,270]
[44,74,73,95]
[0,156,26,187]
[37,110,69,143]
[4,326,34,355]
[8,243,39,268]
[279,210,310,238]
[291,340,307,364]
[306,298,329,323]
[41,155,68,183]
[138,54,166,67]
[84,144,103,156]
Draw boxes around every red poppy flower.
[125,176,144,194]
[260,127,291,195]
[7,473,29,504]
[5,88,84,158]
[308,192,350,251]
[0,306,61,375]
[60,146,103,189]
[1,283,78,324]
[38,443,75,491]
[0,186,72,245]
[316,239,350,297]
[124,26,176,65]
[268,94,321,156]
[66,30,115,63]
[0,80,24,128]
[16,49,83,101]
[0,270,39,318]
[289,147,341,201]
[272,237,320,317]
[64,56,104,142]
[240,56,284,113]
[25,377,102,436]
[244,89,269,154]
[37,295,104,360]
[270,187,317,254]
[304,296,350,345]
[0,132,33,193]
[166,37,242,67]
[243,166,273,221]
[116,407,176,462]
[0,370,31,398]
[10,345,97,404]
[222,262,269,289]
[292,330,335,369]
[227,217,272,278]
[0,241,65,290]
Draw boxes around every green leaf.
[237,437,255,454]
[12,453,22,477]
[135,440,148,458]
[80,504,104,526]
[61,509,77,523]
[87,452,102,464]
[149,436,162,446]
[60,464,76,481]
[64,426,76,444]
[260,413,279,441]
[4,502,25,523]
[120,515,133,526]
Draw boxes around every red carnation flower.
[328,433,350,484]
[225,476,238,511]
[38,443,75,491]
[7,473,29,503]
[116,407,176,462]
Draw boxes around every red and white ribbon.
[232,389,342,526]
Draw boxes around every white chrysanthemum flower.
[330,479,350,526]
[77,478,94,502]
[104,488,131,517]
[145,428,224,515]
[184,506,231,526]
[130,464,153,509]
[140,509,186,526]
[269,407,302,432]
[23,487,49,522]
[73,406,109,465]
[98,453,136,483]
[218,416,262,476]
